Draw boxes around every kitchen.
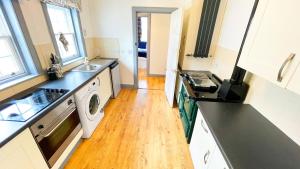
[0,0,300,169]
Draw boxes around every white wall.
[88,0,183,85]
[149,13,170,75]
[141,17,148,42]
[245,75,300,146]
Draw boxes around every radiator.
[194,0,221,58]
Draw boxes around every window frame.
[42,3,87,66]
[0,0,41,86]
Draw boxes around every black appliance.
[0,88,69,122]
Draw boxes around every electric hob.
[0,88,69,122]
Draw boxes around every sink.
[72,64,102,72]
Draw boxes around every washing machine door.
[86,90,101,121]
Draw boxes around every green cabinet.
[178,84,198,143]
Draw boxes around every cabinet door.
[97,68,112,109]
[208,146,229,169]
[286,62,300,95]
[0,129,48,169]
[238,0,300,88]
[190,109,216,169]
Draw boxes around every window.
[0,1,40,86]
[44,4,86,64]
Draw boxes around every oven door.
[37,108,81,167]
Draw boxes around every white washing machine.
[75,78,104,138]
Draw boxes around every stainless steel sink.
[72,64,102,72]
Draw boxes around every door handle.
[40,108,76,137]
[204,150,210,164]
[277,53,296,82]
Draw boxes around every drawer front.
[196,109,216,146]
[208,146,229,169]
[179,85,196,121]
[190,109,217,169]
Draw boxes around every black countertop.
[196,102,300,169]
[0,58,117,147]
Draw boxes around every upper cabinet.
[286,63,300,95]
[238,0,300,91]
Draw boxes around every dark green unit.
[178,84,198,143]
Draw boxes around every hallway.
[138,68,165,90]
[65,77,193,169]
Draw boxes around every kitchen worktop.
[0,58,117,147]
[197,102,300,169]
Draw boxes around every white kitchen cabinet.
[208,146,229,169]
[286,63,300,95]
[190,109,217,169]
[97,67,112,109]
[238,0,300,89]
[190,109,230,169]
[0,129,48,169]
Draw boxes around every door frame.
[132,7,177,88]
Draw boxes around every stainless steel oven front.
[30,95,81,168]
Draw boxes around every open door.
[165,8,183,107]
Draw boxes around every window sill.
[63,57,85,66]
[0,74,41,91]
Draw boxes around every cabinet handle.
[277,53,296,82]
[204,150,210,164]
[201,119,208,133]
[97,77,101,86]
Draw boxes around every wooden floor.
[138,68,165,90]
[65,76,193,169]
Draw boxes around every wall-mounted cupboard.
[238,0,300,95]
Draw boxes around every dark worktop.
[196,102,300,169]
[0,58,117,147]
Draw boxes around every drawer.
[196,109,216,146]
[190,109,217,169]
[208,146,230,169]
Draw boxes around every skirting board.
[121,84,135,88]
[148,74,165,77]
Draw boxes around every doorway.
[133,8,173,90]
[133,7,183,107]
[137,13,151,89]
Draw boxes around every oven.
[30,95,81,168]
[178,84,198,143]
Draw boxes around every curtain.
[41,0,81,10]
[137,17,142,42]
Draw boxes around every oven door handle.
[40,108,76,138]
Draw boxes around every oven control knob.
[38,124,44,129]
[67,99,73,105]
